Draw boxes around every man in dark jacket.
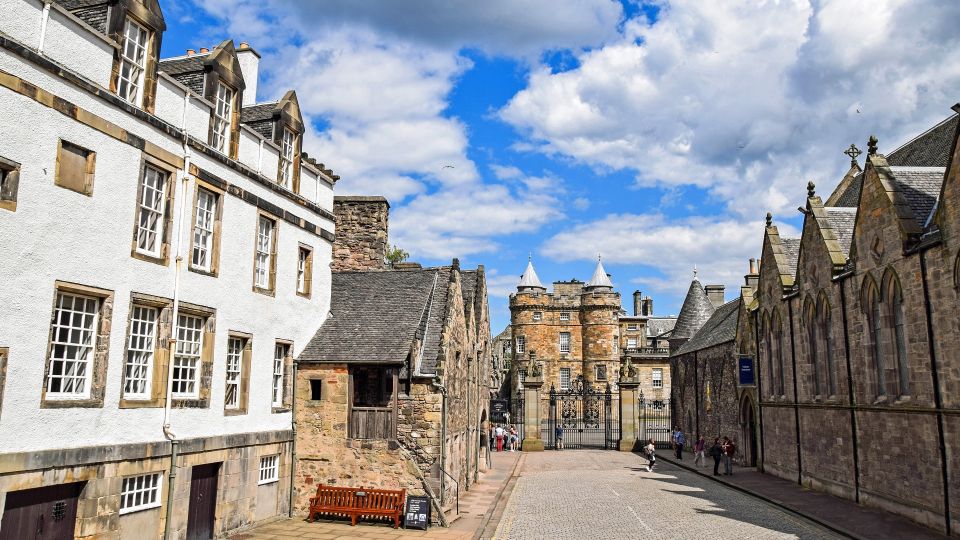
[709,438,723,476]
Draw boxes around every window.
[172,314,204,399]
[627,324,638,331]
[516,336,525,354]
[775,316,786,397]
[652,368,663,388]
[890,282,909,397]
[123,305,158,400]
[502,342,510,356]
[278,128,296,189]
[559,332,571,353]
[595,364,607,381]
[135,164,169,258]
[120,472,162,514]
[210,81,234,153]
[821,305,837,396]
[805,302,821,397]
[309,379,322,401]
[272,343,289,408]
[297,245,313,297]
[518,369,527,383]
[224,337,243,409]
[55,140,95,195]
[864,283,885,397]
[560,311,570,321]
[190,188,218,272]
[627,337,638,349]
[47,292,99,399]
[253,216,277,292]
[533,312,542,322]
[116,18,148,105]
[559,368,571,390]
[0,156,21,212]
[259,455,279,485]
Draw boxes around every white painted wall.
[0,18,335,453]
[43,6,115,88]
[0,0,43,50]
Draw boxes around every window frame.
[188,183,223,276]
[278,127,296,190]
[296,244,314,298]
[54,139,96,196]
[515,336,525,354]
[115,17,149,106]
[627,324,638,331]
[223,332,252,415]
[532,312,542,322]
[171,313,205,400]
[122,304,159,401]
[559,311,570,322]
[0,155,21,212]
[210,81,235,154]
[130,158,175,266]
[120,472,163,515]
[626,337,638,349]
[272,341,292,411]
[652,367,663,388]
[559,332,571,353]
[224,336,243,410]
[595,364,607,381]
[258,455,280,485]
[559,368,571,391]
[253,213,279,295]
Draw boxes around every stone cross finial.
[693,265,698,280]
[844,143,862,166]
[868,135,878,155]
[807,181,816,198]
[765,212,773,227]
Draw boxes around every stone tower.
[580,258,620,386]
[668,270,716,354]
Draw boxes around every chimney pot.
[643,297,653,316]
[632,290,642,316]
[186,49,195,56]
[745,258,760,289]
[199,47,209,54]
[239,41,249,49]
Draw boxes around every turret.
[517,256,545,293]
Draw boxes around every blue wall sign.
[738,356,755,387]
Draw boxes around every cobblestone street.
[493,451,842,540]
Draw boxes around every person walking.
[508,425,518,452]
[723,437,736,475]
[555,424,565,450]
[709,437,723,476]
[693,435,706,467]
[673,427,686,459]
[644,438,656,472]
[495,424,505,452]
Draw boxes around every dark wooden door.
[187,463,220,540]
[0,482,83,540]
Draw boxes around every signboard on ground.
[738,356,755,386]
[404,495,431,530]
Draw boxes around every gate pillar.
[521,377,544,452]
[618,370,642,452]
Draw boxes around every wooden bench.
[307,484,406,528]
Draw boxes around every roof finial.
[693,265,698,280]
[807,181,816,198]
[597,253,602,262]
[765,212,773,227]
[844,143,862,166]
[868,135,878,156]
[528,252,532,262]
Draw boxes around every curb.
[474,453,525,540]
[653,453,861,540]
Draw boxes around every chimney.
[199,47,209,54]
[633,290,642,316]
[643,297,653,316]
[332,196,390,272]
[236,42,260,106]
[705,285,725,307]
[186,48,196,56]
[745,258,759,289]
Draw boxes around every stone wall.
[332,196,389,271]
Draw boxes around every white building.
[0,0,335,538]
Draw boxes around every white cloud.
[485,269,524,300]
[500,0,960,219]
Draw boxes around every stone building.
[491,325,512,399]
[0,1,336,538]
[293,197,491,519]
[620,291,675,401]
[684,108,960,535]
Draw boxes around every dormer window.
[211,82,234,153]
[117,19,149,105]
[279,127,296,189]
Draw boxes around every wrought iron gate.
[545,377,618,450]
[639,391,672,449]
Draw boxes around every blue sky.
[159,1,960,333]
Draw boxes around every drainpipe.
[786,297,802,486]
[163,97,192,540]
[919,250,952,536]
[838,276,861,503]
[288,361,298,517]
[752,309,765,471]
[434,382,447,507]
[37,1,51,55]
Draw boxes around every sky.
[158,0,960,333]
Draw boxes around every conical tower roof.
[671,271,715,340]
[517,257,544,289]
[585,257,613,288]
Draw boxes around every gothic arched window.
[804,298,821,398]
[818,294,837,397]
[863,277,885,397]
[885,273,909,397]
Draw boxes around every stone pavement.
[230,450,522,540]
[661,453,949,540]
[492,450,841,539]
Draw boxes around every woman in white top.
[645,439,656,472]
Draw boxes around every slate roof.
[781,238,801,277]
[646,317,677,338]
[241,103,277,124]
[887,166,946,226]
[676,298,741,355]
[518,259,544,288]
[54,0,107,9]
[158,55,206,76]
[586,259,614,288]
[833,171,863,207]
[671,279,715,340]
[298,268,450,377]
[825,208,857,254]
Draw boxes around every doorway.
[740,395,758,467]
[187,463,220,540]
[0,482,84,540]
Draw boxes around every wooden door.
[0,482,83,540]
[186,463,220,540]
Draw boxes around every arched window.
[818,295,837,397]
[804,299,821,398]
[774,311,786,397]
[886,274,910,397]
[863,277,885,397]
